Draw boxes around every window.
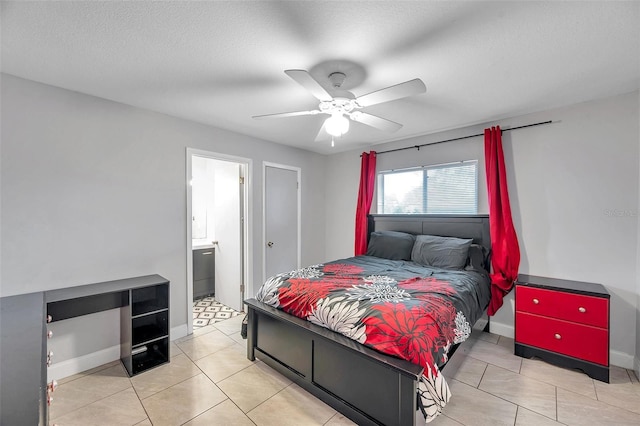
[377,160,478,214]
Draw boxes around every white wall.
[637,90,640,378]
[1,74,326,370]
[325,91,640,368]
[637,290,640,377]
[324,149,362,261]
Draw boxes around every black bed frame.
[245,214,490,426]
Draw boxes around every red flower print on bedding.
[277,272,362,318]
[398,277,456,296]
[278,279,331,318]
[323,263,364,275]
[364,303,442,368]
[364,297,458,368]
[317,276,362,289]
[415,296,457,347]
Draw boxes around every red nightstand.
[514,274,610,383]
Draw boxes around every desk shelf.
[131,337,169,373]
[132,284,169,317]
[132,311,169,346]
[122,281,170,376]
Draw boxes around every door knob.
[267,241,274,248]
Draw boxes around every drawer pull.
[201,252,213,255]
[532,298,539,304]
[578,307,586,313]
[554,333,562,340]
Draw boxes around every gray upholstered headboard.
[368,214,491,252]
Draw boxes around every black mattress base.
[246,298,421,426]
[256,348,396,426]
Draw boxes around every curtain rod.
[373,120,553,156]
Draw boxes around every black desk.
[0,274,170,425]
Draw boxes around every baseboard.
[488,321,514,339]
[171,323,188,340]
[47,345,120,381]
[634,356,639,380]
[610,350,634,369]
[489,321,635,369]
[48,324,188,380]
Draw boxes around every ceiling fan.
[253,69,427,143]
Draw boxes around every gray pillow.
[411,234,473,270]
[465,244,489,272]
[366,231,416,260]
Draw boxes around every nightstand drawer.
[516,286,608,328]
[515,312,608,366]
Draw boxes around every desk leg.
[247,307,256,361]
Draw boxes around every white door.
[212,160,243,312]
[265,165,299,280]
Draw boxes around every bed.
[244,214,491,425]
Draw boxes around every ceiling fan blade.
[252,110,320,120]
[355,78,426,107]
[284,69,333,102]
[350,111,403,132]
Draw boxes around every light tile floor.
[50,316,640,425]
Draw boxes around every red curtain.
[484,126,520,316]
[354,151,377,255]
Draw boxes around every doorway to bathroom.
[186,149,251,334]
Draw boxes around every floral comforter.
[255,255,491,423]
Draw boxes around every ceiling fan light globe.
[325,114,349,137]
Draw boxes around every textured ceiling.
[2,1,639,155]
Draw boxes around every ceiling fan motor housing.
[328,71,347,88]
